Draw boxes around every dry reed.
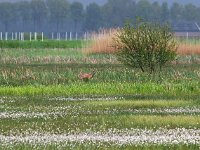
[84,29,200,55]
[83,29,119,54]
[177,44,200,55]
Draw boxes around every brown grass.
[84,29,200,55]
[177,44,200,55]
[83,29,119,54]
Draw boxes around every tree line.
[0,0,199,33]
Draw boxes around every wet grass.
[1,98,200,132]
[1,97,200,150]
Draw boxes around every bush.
[114,21,177,74]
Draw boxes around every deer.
[78,70,96,82]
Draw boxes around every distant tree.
[70,2,84,31]
[196,7,200,21]
[84,3,102,31]
[102,0,136,27]
[46,0,69,32]
[161,2,170,23]
[0,2,15,31]
[182,4,198,21]
[30,0,48,32]
[136,0,152,21]
[170,2,183,21]
[16,1,31,30]
[150,2,161,22]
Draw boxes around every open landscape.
[0,36,200,149]
[1,0,200,149]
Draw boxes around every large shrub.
[114,21,177,74]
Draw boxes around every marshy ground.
[0,40,200,149]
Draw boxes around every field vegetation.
[0,33,200,149]
[0,40,85,49]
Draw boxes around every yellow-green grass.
[83,100,194,109]
[0,81,198,97]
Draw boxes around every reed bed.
[177,43,200,55]
[84,29,118,54]
[84,29,200,56]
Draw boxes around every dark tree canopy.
[30,0,48,32]
[70,1,84,31]
[84,3,102,31]
[47,0,69,32]
[0,2,15,31]
[0,0,199,33]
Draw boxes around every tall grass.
[84,29,118,54]
[84,29,200,55]
[177,43,200,55]
[0,63,199,85]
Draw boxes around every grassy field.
[0,40,86,49]
[0,39,200,149]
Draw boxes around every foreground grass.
[1,97,200,149]
[0,143,199,150]
[1,98,200,132]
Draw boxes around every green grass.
[0,48,83,58]
[0,81,198,98]
[0,40,86,49]
[177,38,200,44]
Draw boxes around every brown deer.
[78,70,96,82]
